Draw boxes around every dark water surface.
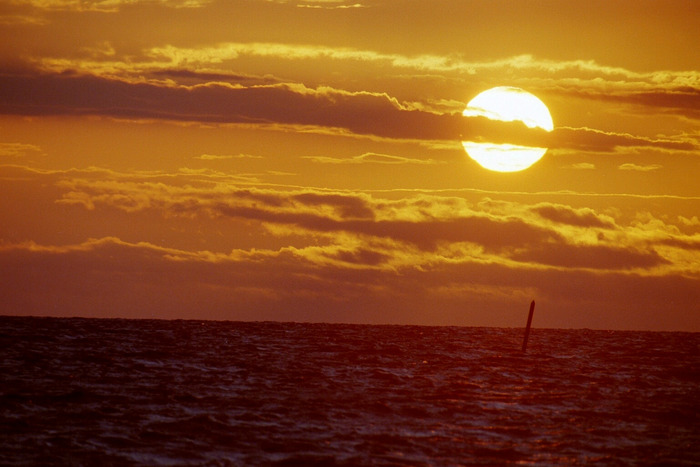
[1,316,698,465]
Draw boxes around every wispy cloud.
[0,143,44,158]
[618,163,663,171]
[550,127,694,153]
[0,14,49,25]
[563,162,596,170]
[678,216,700,227]
[195,153,263,160]
[531,203,616,229]
[142,44,700,87]
[293,0,367,9]
[7,0,212,12]
[304,152,443,165]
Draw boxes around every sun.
[462,87,553,172]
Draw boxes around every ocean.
[1,316,698,466]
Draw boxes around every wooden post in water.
[521,300,535,352]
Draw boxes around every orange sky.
[1,0,698,330]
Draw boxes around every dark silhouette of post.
[522,300,535,352]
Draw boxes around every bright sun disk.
[462,86,553,172]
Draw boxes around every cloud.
[531,203,616,229]
[144,44,700,88]
[549,127,695,153]
[556,85,700,120]
[1,69,694,154]
[144,42,476,73]
[563,162,596,170]
[0,235,697,330]
[618,163,663,172]
[137,44,700,119]
[658,236,700,252]
[195,153,263,160]
[2,164,699,329]
[0,71,460,141]
[38,165,699,276]
[7,0,211,12]
[0,14,49,25]
[510,243,668,270]
[150,69,279,86]
[678,216,700,227]
[0,143,44,158]
[293,0,367,9]
[16,31,699,122]
[304,152,443,165]
[51,174,558,253]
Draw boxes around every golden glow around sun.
[462,86,553,172]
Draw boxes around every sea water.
[1,316,698,465]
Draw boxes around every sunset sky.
[1,0,698,330]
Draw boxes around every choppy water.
[1,316,698,466]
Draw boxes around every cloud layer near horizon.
[1,165,698,329]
